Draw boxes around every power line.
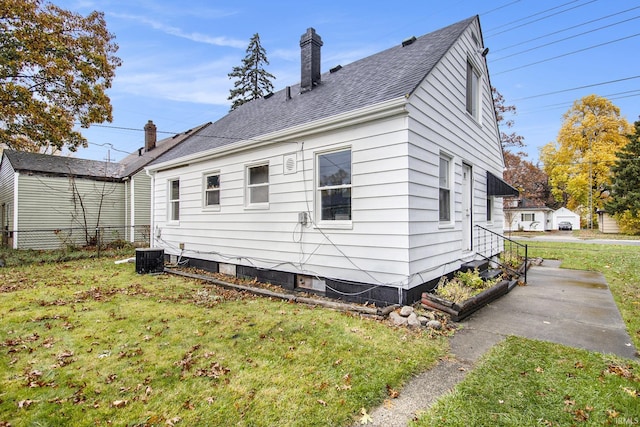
[511,75,640,101]
[491,5,640,54]
[485,0,597,38]
[491,15,640,62]
[479,0,523,16]
[493,33,640,75]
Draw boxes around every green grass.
[414,336,640,426]
[415,240,640,426]
[0,255,447,426]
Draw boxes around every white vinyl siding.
[150,114,412,286]
[406,19,505,281]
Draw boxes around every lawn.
[414,336,640,426]
[414,240,640,426]
[0,254,448,426]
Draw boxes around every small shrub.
[435,268,497,303]
[435,277,474,303]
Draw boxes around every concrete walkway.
[359,260,638,427]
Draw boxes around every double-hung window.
[169,179,180,221]
[439,156,451,222]
[318,149,351,221]
[522,213,535,222]
[246,163,269,206]
[466,59,480,120]
[204,173,220,208]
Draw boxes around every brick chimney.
[300,28,322,92]
[144,120,157,151]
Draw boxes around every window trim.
[245,162,269,209]
[466,58,481,121]
[316,147,352,228]
[202,171,221,211]
[168,178,180,223]
[439,154,453,226]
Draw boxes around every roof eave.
[146,97,408,173]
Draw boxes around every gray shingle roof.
[1,123,211,180]
[119,121,212,177]
[151,16,476,166]
[3,150,122,180]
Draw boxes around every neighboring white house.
[145,16,518,306]
[504,205,581,232]
[552,207,580,230]
[504,206,553,232]
[0,122,208,249]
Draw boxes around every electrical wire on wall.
[154,140,479,300]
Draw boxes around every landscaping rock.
[417,316,429,326]
[399,306,414,317]
[389,311,408,326]
[426,320,442,330]
[407,313,421,328]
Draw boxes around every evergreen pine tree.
[605,119,640,231]
[227,33,275,111]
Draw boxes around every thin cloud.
[109,12,246,48]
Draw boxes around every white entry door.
[462,163,473,251]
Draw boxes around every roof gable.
[151,16,477,166]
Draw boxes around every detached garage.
[552,207,580,231]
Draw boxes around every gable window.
[521,213,535,222]
[246,163,269,206]
[439,155,451,222]
[169,179,180,221]
[466,59,480,119]
[204,173,220,208]
[318,149,351,221]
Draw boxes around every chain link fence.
[1,225,150,251]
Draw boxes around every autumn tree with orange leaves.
[0,0,121,153]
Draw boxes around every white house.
[504,206,553,232]
[145,16,518,306]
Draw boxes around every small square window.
[247,164,269,205]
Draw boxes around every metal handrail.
[474,224,528,283]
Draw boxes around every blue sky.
[56,0,640,164]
